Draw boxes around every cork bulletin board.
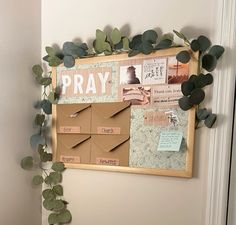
[52,47,197,178]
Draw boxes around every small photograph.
[167,56,189,84]
[119,65,142,85]
[122,86,151,106]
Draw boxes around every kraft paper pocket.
[56,134,91,164]
[91,102,131,135]
[90,134,130,166]
[57,103,91,134]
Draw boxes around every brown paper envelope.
[90,134,130,166]
[56,134,91,164]
[57,103,91,134]
[91,102,131,135]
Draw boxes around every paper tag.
[157,131,183,151]
[96,158,119,166]
[59,126,81,133]
[97,127,121,134]
[144,111,169,126]
[60,155,81,163]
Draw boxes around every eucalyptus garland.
[20,27,224,225]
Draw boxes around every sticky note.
[157,131,183,152]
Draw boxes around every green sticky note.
[157,131,183,152]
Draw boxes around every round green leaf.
[96,29,106,42]
[35,114,45,126]
[139,41,153,55]
[122,37,129,50]
[63,55,75,68]
[53,200,65,211]
[21,156,33,170]
[155,39,172,50]
[197,35,211,52]
[202,54,217,72]
[104,42,112,55]
[42,189,56,200]
[111,28,121,45]
[209,45,225,59]
[57,210,72,224]
[62,42,80,58]
[114,40,123,50]
[189,88,205,105]
[38,77,52,86]
[142,29,158,44]
[32,175,44,185]
[45,46,56,57]
[181,81,195,96]
[161,33,174,41]
[48,213,59,224]
[129,35,142,50]
[43,199,55,210]
[190,39,200,52]
[197,108,210,121]
[204,113,217,128]
[41,99,52,115]
[40,152,52,162]
[53,184,63,196]
[30,134,46,149]
[45,176,53,185]
[128,50,140,57]
[197,73,213,88]
[176,50,191,64]
[48,55,62,67]
[32,65,43,77]
[94,40,105,53]
[50,172,62,184]
[178,96,193,111]
[52,162,65,172]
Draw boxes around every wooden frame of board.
[52,47,197,178]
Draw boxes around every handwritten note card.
[157,131,183,152]
[142,58,167,85]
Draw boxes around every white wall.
[42,1,216,225]
[0,1,41,225]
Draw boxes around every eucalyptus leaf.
[48,55,62,67]
[209,45,225,59]
[32,175,44,185]
[196,108,210,121]
[21,156,33,170]
[202,54,217,72]
[48,212,59,224]
[122,37,129,50]
[32,65,43,77]
[38,77,52,86]
[161,33,174,41]
[139,41,153,55]
[35,114,45,126]
[41,99,52,115]
[189,88,205,105]
[111,28,121,45]
[63,55,75,68]
[57,210,72,224]
[114,40,123,50]
[197,35,211,52]
[30,134,45,149]
[128,49,140,57]
[155,39,172,50]
[129,35,142,50]
[96,29,106,42]
[50,172,62,184]
[43,199,55,210]
[94,40,105,53]
[204,113,217,128]
[173,30,189,43]
[52,162,65,172]
[190,39,200,52]
[40,151,52,162]
[45,46,56,56]
[42,189,56,200]
[53,184,63,196]
[181,81,195,96]
[142,30,158,44]
[44,176,53,185]
[62,42,80,58]
[53,200,65,211]
[104,42,112,55]
[178,96,193,111]
[176,50,191,63]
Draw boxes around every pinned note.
[157,131,183,151]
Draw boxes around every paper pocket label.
[59,126,81,133]
[60,155,81,163]
[96,158,119,166]
[97,127,121,134]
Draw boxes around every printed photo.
[122,86,151,106]
[120,65,142,85]
[167,56,189,84]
